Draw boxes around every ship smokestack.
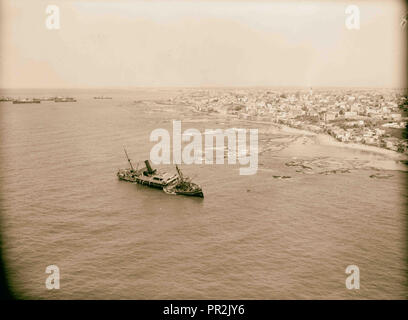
[145,160,154,174]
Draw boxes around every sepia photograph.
[0,0,407,304]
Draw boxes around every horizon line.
[1,85,407,90]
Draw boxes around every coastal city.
[2,88,408,155]
[167,88,408,155]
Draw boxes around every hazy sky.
[0,0,406,88]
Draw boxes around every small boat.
[94,96,112,99]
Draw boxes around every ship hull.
[175,190,204,198]
[13,100,41,104]
[117,168,178,190]
[163,181,204,198]
[135,177,166,189]
[119,174,203,197]
[118,175,165,188]
[117,159,203,197]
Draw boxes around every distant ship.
[94,96,112,99]
[39,97,57,101]
[54,97,76,102]
[13,98,41,104]
[117,148,204,197]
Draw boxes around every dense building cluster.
[169,88,408,154]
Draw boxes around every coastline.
[314,133,407,161]
[262,120,407,161]
[225,114,407,161]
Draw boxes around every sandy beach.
[275,123,407,161]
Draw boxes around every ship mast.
[175,164,184,181]
[123,147,135,171]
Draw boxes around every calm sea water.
[0,88,406,299]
